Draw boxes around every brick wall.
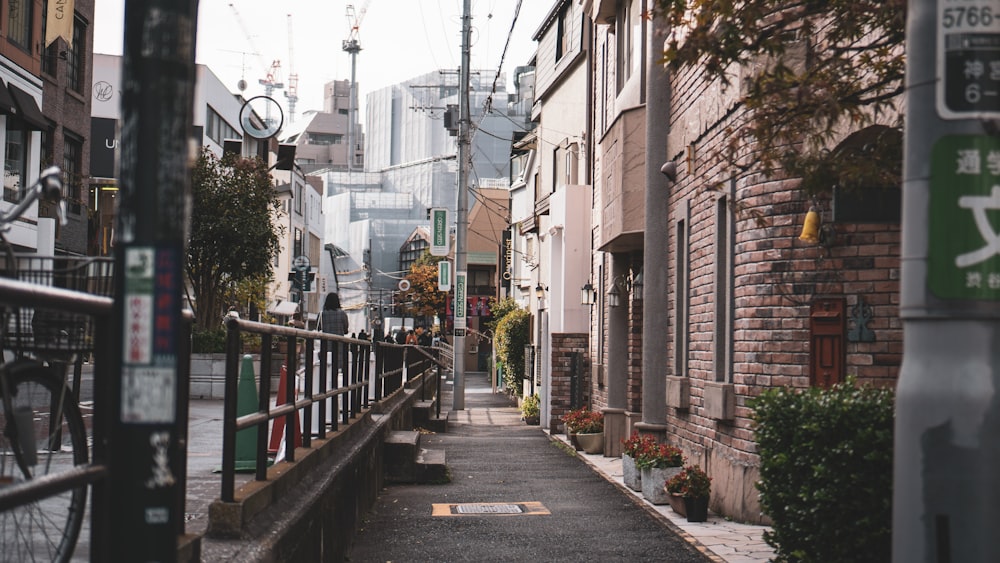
[549,333,589,429]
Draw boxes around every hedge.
[751,377,894,563]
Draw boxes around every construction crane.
[229,3,284,129]
[343,1,371,172]
[285,14,299,122]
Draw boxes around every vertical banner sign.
[500,230,512,295]
[431,207,449,256]
[937,0,1000,120]
[438,260,452,291]
[454,271,467,333]
[930,135,1000,300]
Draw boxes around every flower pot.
[622,454,641,491]
[684,496,709,522]
[640,466,682,505]
[575,432,604,454]
[667,493,687,517]
[569,431,582,450]
[523,415,540,425]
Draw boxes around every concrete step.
[412,399,440,429]
[423,415,448,434]
[414,448,448,483]
[384,430,420,483]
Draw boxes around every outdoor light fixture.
[608,268,642,308]
[799,206,821,243]
[607,282,622,308]
[799,205,835,247]
[535,283,547,299]
[581,282,596,306]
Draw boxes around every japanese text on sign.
[929,135,1000,300]
[937,0,1000,118]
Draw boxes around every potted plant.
[621,431,644,491]
[634,440,685,505]
[520,394,540,425]
[571,410,604,454]
[665,465,712,522]
[560,407,590,450]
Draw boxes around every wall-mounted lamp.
[607,283,622,308]
[608,268,643,308]
[535,283,547,299]
[799,205,834,246]
[581,282,596,306]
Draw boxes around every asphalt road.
[345,376,711,563]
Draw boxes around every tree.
[399,252,449,325]
[657,0,906,193]
[187,149,283,330]
[494,308,531,392]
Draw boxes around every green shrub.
[192,328,226,353]
[494,307,530,391]
[751,377,894,563]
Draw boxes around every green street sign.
[454,272,467,329]
[438,260,451,291]
[431,208,449,256]
[929,135,1000,300]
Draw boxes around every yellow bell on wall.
[799,206,821,243]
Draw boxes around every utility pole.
[894,1,1000,561]
[453,0,472,410]
[101,1,197,561]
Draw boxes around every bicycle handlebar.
[0,166,65,231]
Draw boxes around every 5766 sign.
[938,0,1000,119]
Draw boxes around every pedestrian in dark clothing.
[320,293,348,335]
[320,293,349,374]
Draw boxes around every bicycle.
[0,166,110,563]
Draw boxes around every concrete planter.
[575,432,604,454]
[641,466,683,505]
[622,454,641,491]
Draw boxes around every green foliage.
[191,329,226,353]
[484,297,520,336]
[494,307,530,391]
[187,148,283,330]
[520,394,540,418]
[656,0,905,193]
[751,377,894,563]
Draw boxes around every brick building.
[577,0,902,524]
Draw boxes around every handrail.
[218,317,442,502]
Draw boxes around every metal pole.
[895,1,1000,561]
[108,1,198,561]
[453,0,472,410]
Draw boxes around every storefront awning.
[267,300,299,316]
[0,83,15,115]
[8,84,49,130]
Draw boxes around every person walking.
[320,293,349,376]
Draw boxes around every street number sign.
[937,0,1000,119]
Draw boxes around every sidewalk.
[547,430,776,563]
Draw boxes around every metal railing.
[219,318,446,503]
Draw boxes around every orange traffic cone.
[268,364,301,455]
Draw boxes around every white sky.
[93,0,552,122]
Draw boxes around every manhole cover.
[432,501,550,516]
[456,503,523,514]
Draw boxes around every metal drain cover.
[456,503,523,514]
[432,501,550,516]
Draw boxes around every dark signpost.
[101,1,198,561]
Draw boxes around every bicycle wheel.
[0,361,87,563]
